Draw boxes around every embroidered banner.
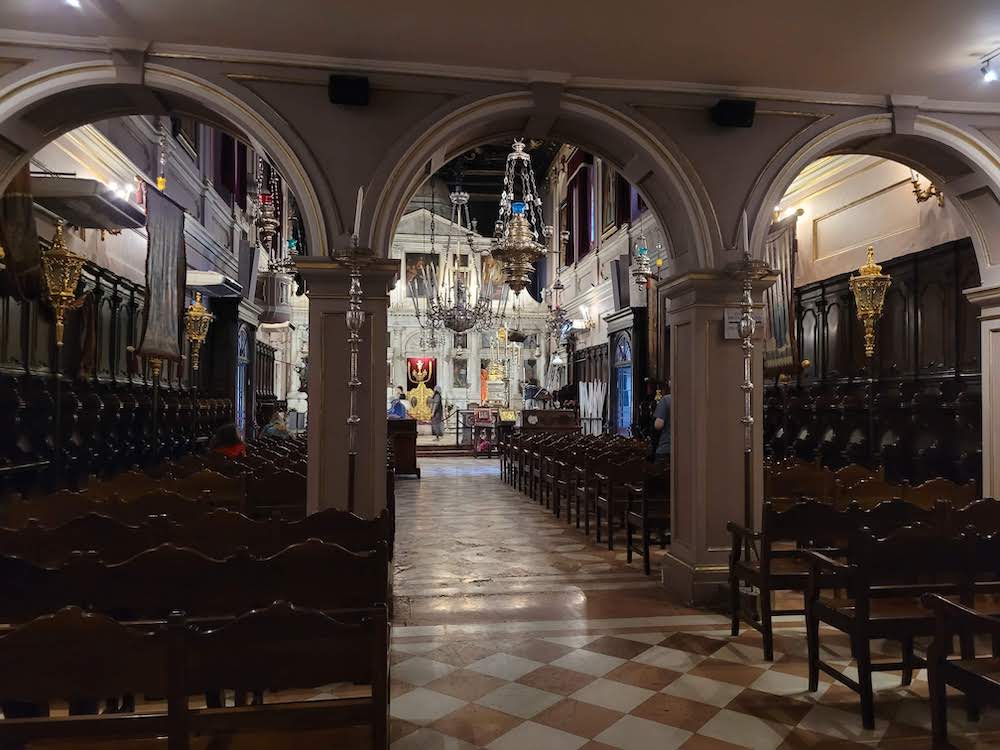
[406,357,436,388]
[138,188,187,361]
[0,166,41,300]
[762,219,799,376]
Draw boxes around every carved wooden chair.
[805,526,976,729]
[839,476,906,509]
[624,460,670,575]
[729,500,857,661]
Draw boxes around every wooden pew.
[0,602,389,749]
[0,539,389,624]
[0,507,394,566]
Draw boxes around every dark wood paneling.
[766,238,982,488]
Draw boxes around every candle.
[353,186,364,243]
[740,210,749,255]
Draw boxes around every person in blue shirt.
[653,383,671,462]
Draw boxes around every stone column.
[966,283,1000,498]
[297,253,399,518]
[658,272,774,605]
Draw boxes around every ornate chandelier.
[425,189,496,333]
[849,246,891,358]
[491,140,553,294]
[544,230,569,336]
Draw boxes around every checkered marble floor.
[390,458,1000,749]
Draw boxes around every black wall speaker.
[710,99,756,128]
[329,75,370,106]
[610,256,631,311]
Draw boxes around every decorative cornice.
[6,30,1000,113]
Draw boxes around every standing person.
[430,384,445,440]
[652,383,671,463]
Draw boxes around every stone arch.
[750,111,1000,285]
[366,90,718,274]
[0,58,336,256]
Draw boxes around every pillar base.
[660,551,730,607]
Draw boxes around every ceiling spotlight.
[65,0,81,7]
[983,61,998,83]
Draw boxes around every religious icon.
[452,358,468,388]
[407,357,435,385]
[405,253,436,298]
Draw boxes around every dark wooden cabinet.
[388,418,419,477]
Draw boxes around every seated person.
[209,423,246,457]
[262,411,290,438]
[388,385,410,419]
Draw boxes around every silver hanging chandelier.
[408,199,444,349]
[425,189,496,333]
[491,140,553,294]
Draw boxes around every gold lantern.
[183,292,213,371]
[40,222,86,347]
[849,246,892,358]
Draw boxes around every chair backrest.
[761,500,854,547]
[161,509,274,559]
[767,464,835,500]
[0,491,104,529]
[0,606,167,705]
[278,508,391,552]
[96,470,164,501]
[116,490,205,524]
[841,477,905,508]
[832,463,880,489]
[849,524,975,584]
[246,469,307,519]
[168,469,244,509]
[850,499,942,537]
[903,478,978,510]
[18,513,153,566]
[953,497,1000,535]
[183,601,385,694]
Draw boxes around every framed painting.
[601,163,617,236]
[405,253,436,298]
[480,255,505,300]
[452,358,469,388]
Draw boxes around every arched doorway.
[0,63,335,257]
[751,113,1000,496]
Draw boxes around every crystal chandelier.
[424,189,497,333]
[491,140,553,294]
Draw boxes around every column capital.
[296,252,399,299]
[965,283,1000,317]
[656,269,778,309]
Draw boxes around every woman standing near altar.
[430,385,445,440]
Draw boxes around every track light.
[983,60,998,83]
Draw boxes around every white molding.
[7,30,1000,113]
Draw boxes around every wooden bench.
[0,602,389,749]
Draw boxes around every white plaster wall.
[778,155,968,287]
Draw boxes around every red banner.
[407,357,436,388]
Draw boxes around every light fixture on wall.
[490,140,553,294]
[983,58,998,83]
[573,305,596,331]
[849,246,892,359]
[909,169,944,207]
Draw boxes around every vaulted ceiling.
[4,1,1000,103]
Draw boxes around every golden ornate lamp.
[849,246,892,358]
[183,292,213,372]
[40,222,86,348]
